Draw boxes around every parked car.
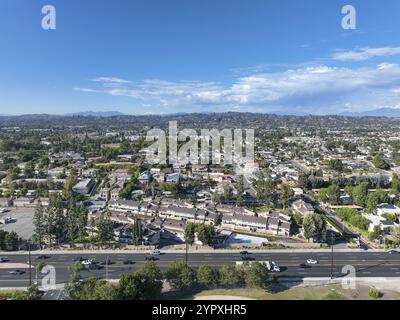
[306,259,318,264]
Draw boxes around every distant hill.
[64,111,126,117]
[340,108,400,117]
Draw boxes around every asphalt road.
[1,251,400,288]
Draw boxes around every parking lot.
[0,207,35,240]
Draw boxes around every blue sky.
[1,0,400,115]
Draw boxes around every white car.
[271,261,281,272]
[81,259,95,265]
[0,208,5,213]
[149,250,161,255]
[306,259,318,264]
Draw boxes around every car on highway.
[100,258,114,265]
[145,256,157,261]
[123,260,134,265]
[240,250,251,255]
[36,255,50,260]
[149,250,161,255]
[271,261,281,272]
[88,264,103,270]
[306,259,318,264]
[73,257,86,262]
[241,255,254,261]
[82,259,95,266]
[8,270,25,275]
[299,263,311,269]
[388,250,399,254]
[0,257,9,263]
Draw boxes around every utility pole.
[28,241,32,287]
[185,242,188,265]
[106,255,109,281]
[330,233,334,280]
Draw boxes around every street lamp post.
[185,242,188,265]
[28,241,32,287]
[330,234,334,280]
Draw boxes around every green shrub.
[368,288,382,299]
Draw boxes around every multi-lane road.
[1,251,400,288]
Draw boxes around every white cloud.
[92,77,132,84]
[331,47,400,61]
[74,87,100,93]
[76,63,400,114]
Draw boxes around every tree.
[236,175,244,206]
[33,202,46,246]
[328,159,344,172]
[73,277,117,300]
[184,222,196,246]
[390,226,400,244]
[391,174,400,194]
[365,192,379,213]
[97,210,114,243]
[303,213,326,242]
[369,225,383,241]
[63,173,78,197]
[326,184,340,205]
[373,154,390,170]
[165,261,195,290]
[117,272,146,300]
[219,265,244,287]
[139,261,163,299]
[196,224,215,246]
[132,216,142,245]
[352,183,369,207]
[26,284,43,300]
[197,265,218,288]
[252,172,276,206]
[243,262,270,289]
[280,184,294,209]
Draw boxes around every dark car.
[241,255,254,261]
[37,255,49,260]
[73,257,85,262]
[299,263,311,269]
[240,251,250,255]
[0,257,9,263]
[123,260,134,265]
[100,259,114,265]
[88,264,103,270]
[145,256,157,261]
[388,250,399,254]
[9,270,25,275]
